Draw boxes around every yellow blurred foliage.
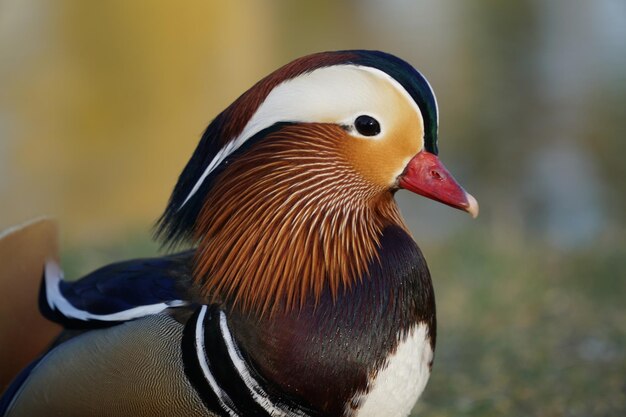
[1,1,277,244]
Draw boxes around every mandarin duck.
[0,50,478,417]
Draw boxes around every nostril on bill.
[430,170,443,180]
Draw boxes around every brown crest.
[194,124,406,316]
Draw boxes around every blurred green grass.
[414,234,626,416]
[60,232,626,416]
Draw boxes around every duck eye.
[354,115,381,137]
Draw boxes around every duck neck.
[224,224,436,416]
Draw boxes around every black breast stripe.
[182,305,318,417]
[215,309,319,417]
[181,307,233,416]
[202,306,271,416]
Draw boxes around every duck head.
[157,50,478,315]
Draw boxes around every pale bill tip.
[466,193,479,219]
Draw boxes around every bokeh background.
[1,1,625,415]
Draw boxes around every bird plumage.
[1,50,477,417]
[156,50,440,246]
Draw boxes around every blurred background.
[1,1,625,415]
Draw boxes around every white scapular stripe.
[352,323,433,417]
[195,306,239,416]
[180,64,427,208]
[44,260,187,322]
[218,311,308,417]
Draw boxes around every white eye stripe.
[180,65,424,209]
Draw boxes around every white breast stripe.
[218,311,308,417]
[179,64,424,209]
[44,260,187,322]
[195,306,239,417]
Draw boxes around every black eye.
[354,115,381,136]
